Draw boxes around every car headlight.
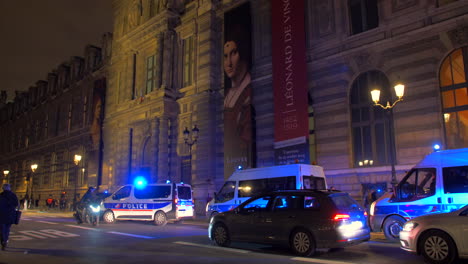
[403,221,418,232]
[89,205,101,213]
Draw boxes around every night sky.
[0,0,113,101]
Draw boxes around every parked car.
[400,204,468,264]
[208,190,370,256]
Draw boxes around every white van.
[370,148,468,241]
[206,164,327,219]
[102,182,194,226]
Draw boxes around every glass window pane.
[439,57,453,87]
[363,126,372,159]
[353,127,362,164]
[361,107,369,121]
[451,49,466,84]
[375,123,387,164]
[455,87,468,107]
[442,90,455,108]
[352,109,361,122]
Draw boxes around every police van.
[370,148,468,241]
[102,180,194,226]
[206,163,328,220]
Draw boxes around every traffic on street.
[1,210,464,264]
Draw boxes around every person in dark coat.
[0,183,19,250]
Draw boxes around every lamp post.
[370,82,405,186]
[73,154,82,210]
[30,164,38,209]
[3,170,9,184]
[183,125,199,183]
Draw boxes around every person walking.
[0,184,19,250]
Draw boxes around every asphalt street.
[0,209,461,264]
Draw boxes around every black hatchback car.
[209,190,370,256]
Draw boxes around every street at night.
[2,210,465,264]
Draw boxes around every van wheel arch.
[382,215,406,242]
[154,210,168,226]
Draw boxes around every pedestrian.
[46,195,53,209]
[0,184,19,250]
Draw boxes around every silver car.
[400,204,468,264]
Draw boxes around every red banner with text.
[271,0,310,165]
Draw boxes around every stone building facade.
[0,33,112,208]
[103,0,468,212]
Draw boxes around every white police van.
[206,163,328,220]
[102,179,194,226]
[370,148,468,241]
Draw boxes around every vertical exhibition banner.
[223,3,255,179]
[271,0,310,165]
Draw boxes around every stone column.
[161,30,175,90]
[155,32,164,89]
[152,117,160,183]
[157,117,169,183]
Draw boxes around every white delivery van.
[206,163,328,219]
[370,148,468,241]
[102,182,194,226]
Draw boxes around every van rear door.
[175,184,194,219]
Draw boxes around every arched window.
[439,47,468,149]
[351,71,394,167]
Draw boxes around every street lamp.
[370,82,405,186]
[3,170,9,184]
[73,154,82,210]
[29,164,38,209]
[183,125,200,183]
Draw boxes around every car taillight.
[334,214,350,221]
[174,198,179,207]
[364,211,368,217]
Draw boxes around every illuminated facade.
[103,0,468,211]
[0,34,112,206]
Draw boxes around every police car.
[101,178,194,226]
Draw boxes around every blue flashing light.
[134,176,148,189]
[237,165,243,170]
[180,181,184,184]
[377,189,382,193]
[166,180,171,184]
[433,144,441,151]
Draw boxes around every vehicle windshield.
[330,194,362,212]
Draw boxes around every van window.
[303,176,326,190]
[215,181,236,203]
[443,166,468,193]
[134,185,171,199]
[113,186,132,200]
[238,176,296,197]
[397,168,436,201]
[177,186,192,199]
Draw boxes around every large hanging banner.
[272,0,309,165]
[223,3,255,179]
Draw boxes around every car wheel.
[211,223,231,247]
[419,230,457,264]
[154,211,167,226]
[290,228,316,257]
[383,215,405,242]
[102,210,115,224]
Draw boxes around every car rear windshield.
[330,194,361,211]
[177,186,192,200]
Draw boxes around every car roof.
[255,189,346,197]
